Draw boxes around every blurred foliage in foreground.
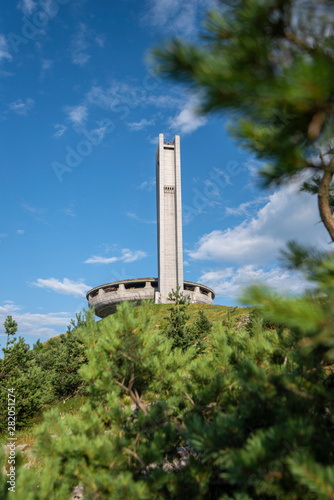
[2,252,334,498]
[153,0,334,241]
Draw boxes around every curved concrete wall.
[86,278,215,318]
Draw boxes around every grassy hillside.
[4,395,88,471]
[99,303,251,331]
[6,302,251,468]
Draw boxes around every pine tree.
[66,311,86,334]
[50,328,88,399]
[8,301,201,499]
[3,316,18,356]
[2,280,334,498]
[191,310,213,354]
[153,0,334,241]
[0,337,52,431]
[164,285,191,351]
[194,310,213,336]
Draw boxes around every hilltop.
[2,302,252,471]
[137,302,250,329]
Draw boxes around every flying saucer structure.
[86,134,215,318]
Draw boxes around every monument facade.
[86,134,214,317]
[156,134,183,303]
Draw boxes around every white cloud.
[85,255,119,264]
[198,265,307,301]
[9,98,34,115]
[0,35,12,62]
[0,302,71,339]
[189,182,329,266]
[122,249,147,263]
[70,23,91,66]
[32,278,91,298]
[138,177,156,190]
[144,0,215,37]
[17,0,37,15]
[149,135,159,145]
[22,203,48,224]
[169,100,207,135]
[40,0,59,17]
[70,23,105,66]
[128,118,155,131]
[90,123,109,141]
[40,58,53,78]
[17,229,25,235]
[65,105,88,126]
[41,59,52,71]
[127,212,156,224]
[145,0,180,27]
[0,70,14,78]
[22,203,44,215]
[95,35,105,48]
[86,82,181,112]
[147,94,181,108]
[85,248,147,264]
[225,196,269,217]
[86,85,120,109]
[52,123,67,139]
[60,206,76,217]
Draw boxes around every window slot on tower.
[164,186,175,193]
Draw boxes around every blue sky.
[0,0,329,346]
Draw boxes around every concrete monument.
[86,134,214,317]
[155,134,183,303]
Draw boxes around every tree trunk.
[318,170,334,242]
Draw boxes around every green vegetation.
[153,0,334,240]
[2,0,334,497]
[0,313,90,433]
[0,277,333,498]
[163,286,213,352]
[0,303,248,433]
[3,316,17,355]
[150,303,248,329]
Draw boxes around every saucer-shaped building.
[86,134,215,317]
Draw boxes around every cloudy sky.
[0,0,330,344]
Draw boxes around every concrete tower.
[86,133,215,317]
[155,134,184,303]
